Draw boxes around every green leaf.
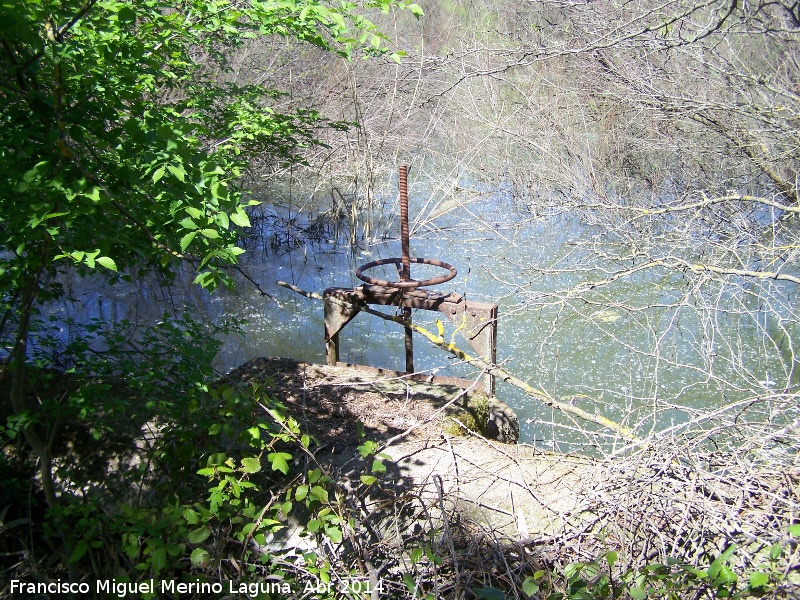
[186,206,204,219]
[628,587,647,599]
[179,216,199,230]
[117,6,137,22]
[425,545,442,566]
[230,208,251,227]
[203,162,225,175]
[69,540,89,563]
[708,560,721,579]
[152,166,166,183]
[769,543,783,560]
[473,587,505,600]
[190,548,210,566]
[168,164,186,182]
[749,572,769,588]
[268,452,292,474]
[180,231,198,252]
[360,475,377,486]
[307,519,322,532]
[605,551,617,568]
[150,546,167,572]
[358,440,377,457]
[713,565,737,586]
[403,574,417,595]
[96,256,118,271]
[211,182,229,201]
[330,12,347,29]
[295,485,309,501]
[187,527,211,544]
[371,459,386,473]
[522,576,539,597]
[718,544,737,563]
[183,508,199,525]
[310,485,328,503]
[325,526,342,543]
[85,187,102,203]
[208,453,226,465]
[408,3,424,17]
[240,457,261,473]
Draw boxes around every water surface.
[48,182,800,452]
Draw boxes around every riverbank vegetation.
[2,0,799,598]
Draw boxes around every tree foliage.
[1,0,418,296]
[0,0,421,585]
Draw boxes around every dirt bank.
[222,357,592,543]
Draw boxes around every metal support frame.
[327,164,498,395]
[323,285,498,395]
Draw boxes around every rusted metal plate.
[323,290,362,365]
[438,299,498,395]
[325,285,462,311]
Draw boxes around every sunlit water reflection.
[46,185,799,452]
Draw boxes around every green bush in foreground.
[0,0,421,587]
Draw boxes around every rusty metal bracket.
[323,285,498,395]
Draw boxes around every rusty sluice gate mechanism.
[323,166,498,395]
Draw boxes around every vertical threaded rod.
[399,165,411,282]
[399,165,414,373]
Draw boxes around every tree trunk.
[8,239,78,583]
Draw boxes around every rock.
[442,392,519,444]
[221,357,520,445]
[486,397,520,444]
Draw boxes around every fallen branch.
[277,281,639,442]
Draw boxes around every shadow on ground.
[221,357,589,557]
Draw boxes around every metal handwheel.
[355,257,457,289]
